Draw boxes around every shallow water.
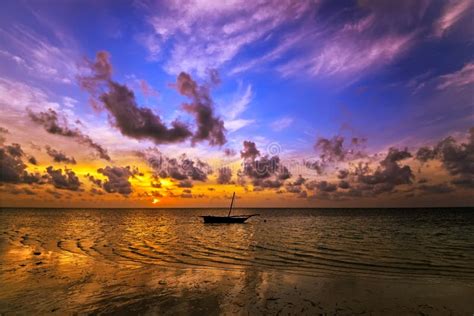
[1,208,473,314]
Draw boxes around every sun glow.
[152,198,160,204]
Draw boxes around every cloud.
[240,140,291,189]
[222,83,255,132]
[337,169,350,179]
[138,149,212,185]
[217,167,232,184]
[355,148,414,191]
[28,156,38,165]
[418,183,455,194]
[285,175,307,194]
[338,180,350,189]
[80,51,227,147]
[97,166,137,195]
[306,180,338,192]
[46,166,81,191]
[415,127,474,188]
[301,146,415,200]
[224,148,236,157]
[86,174,102,187]
[139,79,160,98]
[434,0,473,37]
[45,146,76,164]
[77,50,113,95]
[224,84,252,121]
[0,126,9,144]
[177,180,193,188]
[28,108,111,161]
[0,24,78,84]
[141,0,313,76]
[240,140,260,160]
[175,72,226,146]
[305,135,367,174]
[437,62,474,90]
[0,143,42,184]
[270,117,294,132]
[101,81,193,143]
[275,2,422,84]
[224,119,255,133]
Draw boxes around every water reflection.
[0,208,473,314]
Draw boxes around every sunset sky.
[0,0,473,208]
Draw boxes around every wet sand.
[1,257,473,315]
[1,208,473,314]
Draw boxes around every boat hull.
[201,216,249,223]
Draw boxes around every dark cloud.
[415,127,474,188]
[338,180,350,189]
[86,174,102,187]
[150,176,161,188]
[8,187,36,195]
[46,188,63,199]
[306,135,367,174]
[90,187,105,195]
[306,180,338,192]
[100,81,192,144]
[217,167,232,184]
[46,166,81,191]
[315,136,346,162]
[304,160,323,174]
[0,143,42,184]
[240,141,260,160]
[176,72,226,146]
[28,156,37,165]
[253,179,283,188]
[285,184,302,193]
[224,148,236,157]
[300,147,415,200]
[139,150,212,185]
[337,169,350,179]
[45,146,76,164]
[97,166,137,195]
[6,143,24,157]
[293,175,306,186]
[355,148,413,192]
[418,183,454,194]
[177,180,193,188]
[77,50,113,99]
[240,141,291,189]
[243,155,289,180]
[28,108,111,161]
[297,190,308,198]
[79,51,226,147]
[0,127,8,144]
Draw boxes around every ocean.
[1,208,473,314]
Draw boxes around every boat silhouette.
[201,192,259,223]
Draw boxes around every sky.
[0,0,473,208]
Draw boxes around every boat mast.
[227,192,236,217]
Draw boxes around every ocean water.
[1,208,473,314]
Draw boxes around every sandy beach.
[1,258,473,315]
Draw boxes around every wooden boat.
[201,192,259,224]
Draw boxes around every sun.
[152,198,160,204]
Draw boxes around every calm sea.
[1,208,473,314]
